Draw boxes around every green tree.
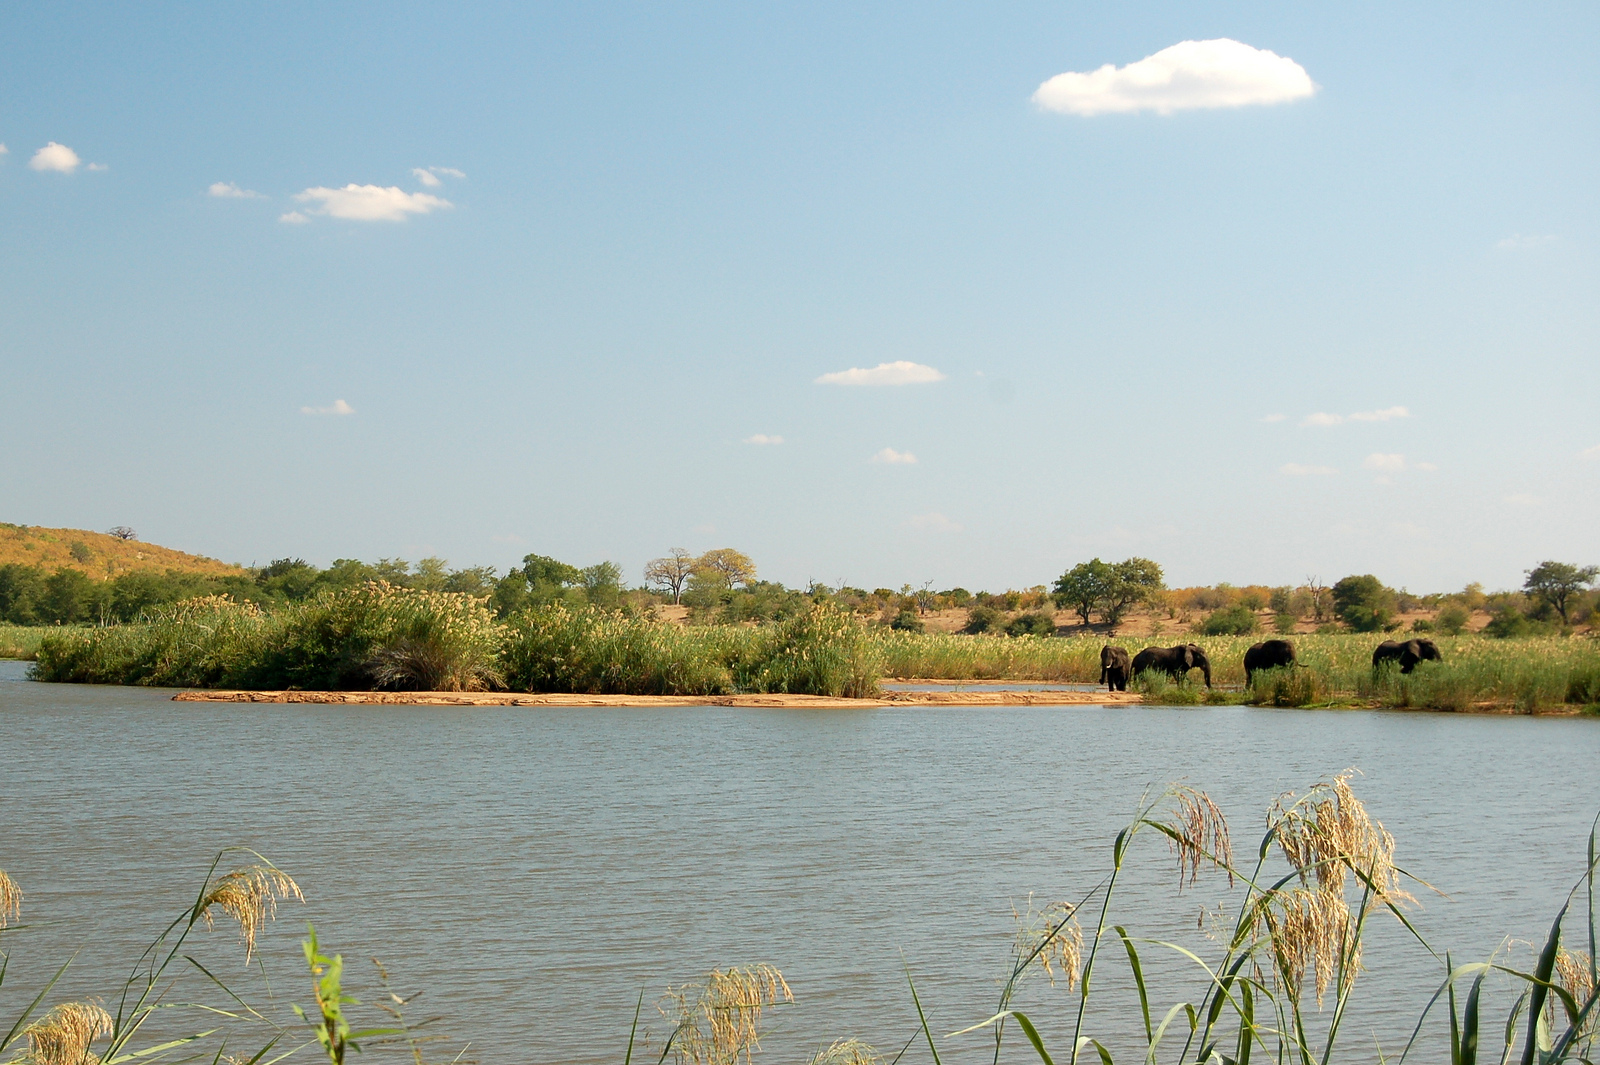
[693,548,757,589]
[1435,604,1470,635]
[0,563,47,624]
[580,561,623,609]
[1331,574,1397,632]
[1522,560,1598,625]
[1103,557,1166,625]
[42,567,104,623]
[257,558,321,601]
[1052,558,1113,626]
[1198,604,1260,636]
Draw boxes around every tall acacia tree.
[643,549,695,604]
[1523,560,1598,624]
[1052,557,1164,629]
[693,548,757,589]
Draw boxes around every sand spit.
[172,688,1143,708]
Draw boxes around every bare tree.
[107,526,138,541]
[1305,576,1328,622]
[643,548,696,604]
[914,580,937,616]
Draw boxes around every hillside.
[0,524,246,579]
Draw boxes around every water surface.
[3,660,1596,1063]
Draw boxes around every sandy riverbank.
[172,688,1143,708]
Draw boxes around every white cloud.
[29,142,81,173]
[301,399,355,416]
[1349,405,1408,422]
[86,162,107,171]
[209,181,263,199]
[872,447,917,465]
[815,360,946,386]
[1504,493,1542,507]
[1260,413,1287,423]
[907,512,962,532]
[1363,453,1405,472]
[1497,233,1558,250]
[279,211,309,224]
[293,184,452,221]
[1301,412,1343,427]
[1280,463,1337,476]
[743,434,784,445]
[413,166,466,187]
[1033,39,1314,117]
[0,144,7,155]
[1416,461,1439,472]
[1580,444,1600,461]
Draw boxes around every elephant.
[1372,638,1443,674]
[1100,645,1132,691]
[1243,639,1297,685]
[1131,644,1213,688]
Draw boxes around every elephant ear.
[1180,646,1194,668]
[1405,640,1421,656]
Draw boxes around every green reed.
[0,623,50,661]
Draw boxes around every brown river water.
[2,658,1597,1063]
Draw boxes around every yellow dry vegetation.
[0,524,245,579]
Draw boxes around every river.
[2,658,1596,1063]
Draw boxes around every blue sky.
[2,1,1595,593]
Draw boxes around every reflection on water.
[2,660,1597,1063]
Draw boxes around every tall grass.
[0,623,50,660]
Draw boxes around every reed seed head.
[22,1001,113,1065]
[1012,897,1084,991]
[659,964,793,1065]
[1169,787,1234,888]
[198,864,304,962]
[1553,949,1595,1037]
[0,867,20,927]
[1272,772,1410,906]
[1257,887,1356,1008]
[807,1039,880,1065]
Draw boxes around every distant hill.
[0,524,246,579]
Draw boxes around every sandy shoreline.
[172,688,1143,708]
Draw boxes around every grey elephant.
[1372,638,1443,674]
[1131,644,1213,688]
[1243,639,1297,685]
[1100,645,1132,691]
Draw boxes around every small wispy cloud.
[301,399,355,416]
[815,361,946,386]
[0,143,8,156]
[1416,461,1439,472]
[872,447,917,465]
[279,211,309,224]
[1504,493,1542,507]
[1363,453,1405,472]
[1349,406,1408,422]
[1301,406,1408,427]
[86,162,107,171]
[743,434,784,445]
[1033,39,1314,116]
[29,142,81,173]
[293,184,452,221]
[209,181,263,199]
[412,166,466,188]
[1280,463,1337,476]
[1580,443,1600,461]
[1260,413,1287,423]
[1496,233,1558,250]
[907,512,962,532]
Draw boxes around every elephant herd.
[1097,637,1444,691]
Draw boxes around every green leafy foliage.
[1052,557,1165,627]
[1332,574,1397,632]
[1196,604,1260,636]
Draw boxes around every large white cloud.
[294,184,452,221]
[814,361,946,386]
[1034,39,1314,116]
[29,142,81,173]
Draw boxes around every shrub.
[1409,617,1434,633]
[745,604,882,698]
[1434,605,1470,635]
[1005,611,1055,638]
[501,603,734,695]
[1242,665,1325,707]
[1272,613,1297,635]
[1196,604,1259,636]
[963,605,1005,634]
[1484,606,1533,639]
[889,609,924,633]
[1331,574,1396,632]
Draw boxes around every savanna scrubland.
[5,527,1597,713]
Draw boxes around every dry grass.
[198,864,304,962]
[0,867,20,927]
[20,1001,113,1065]
[658,965,794,1065]
[1169,786,1234,887]
[1012,897,1084,991]
[806,1038,880,1065]
[0,524,244,579]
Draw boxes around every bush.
[963,605,1005,634]
[1409,618,1434,633]
[889,609,925,633]
[1434,605,1470,635]
[1272,613,1297,635]
[501,603,734,695]
[745,604,882,698]
[1242,665,1325,707]
[1005,611,1055,638]
[1196,604,1259,636]
[1482,606,1558,639]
